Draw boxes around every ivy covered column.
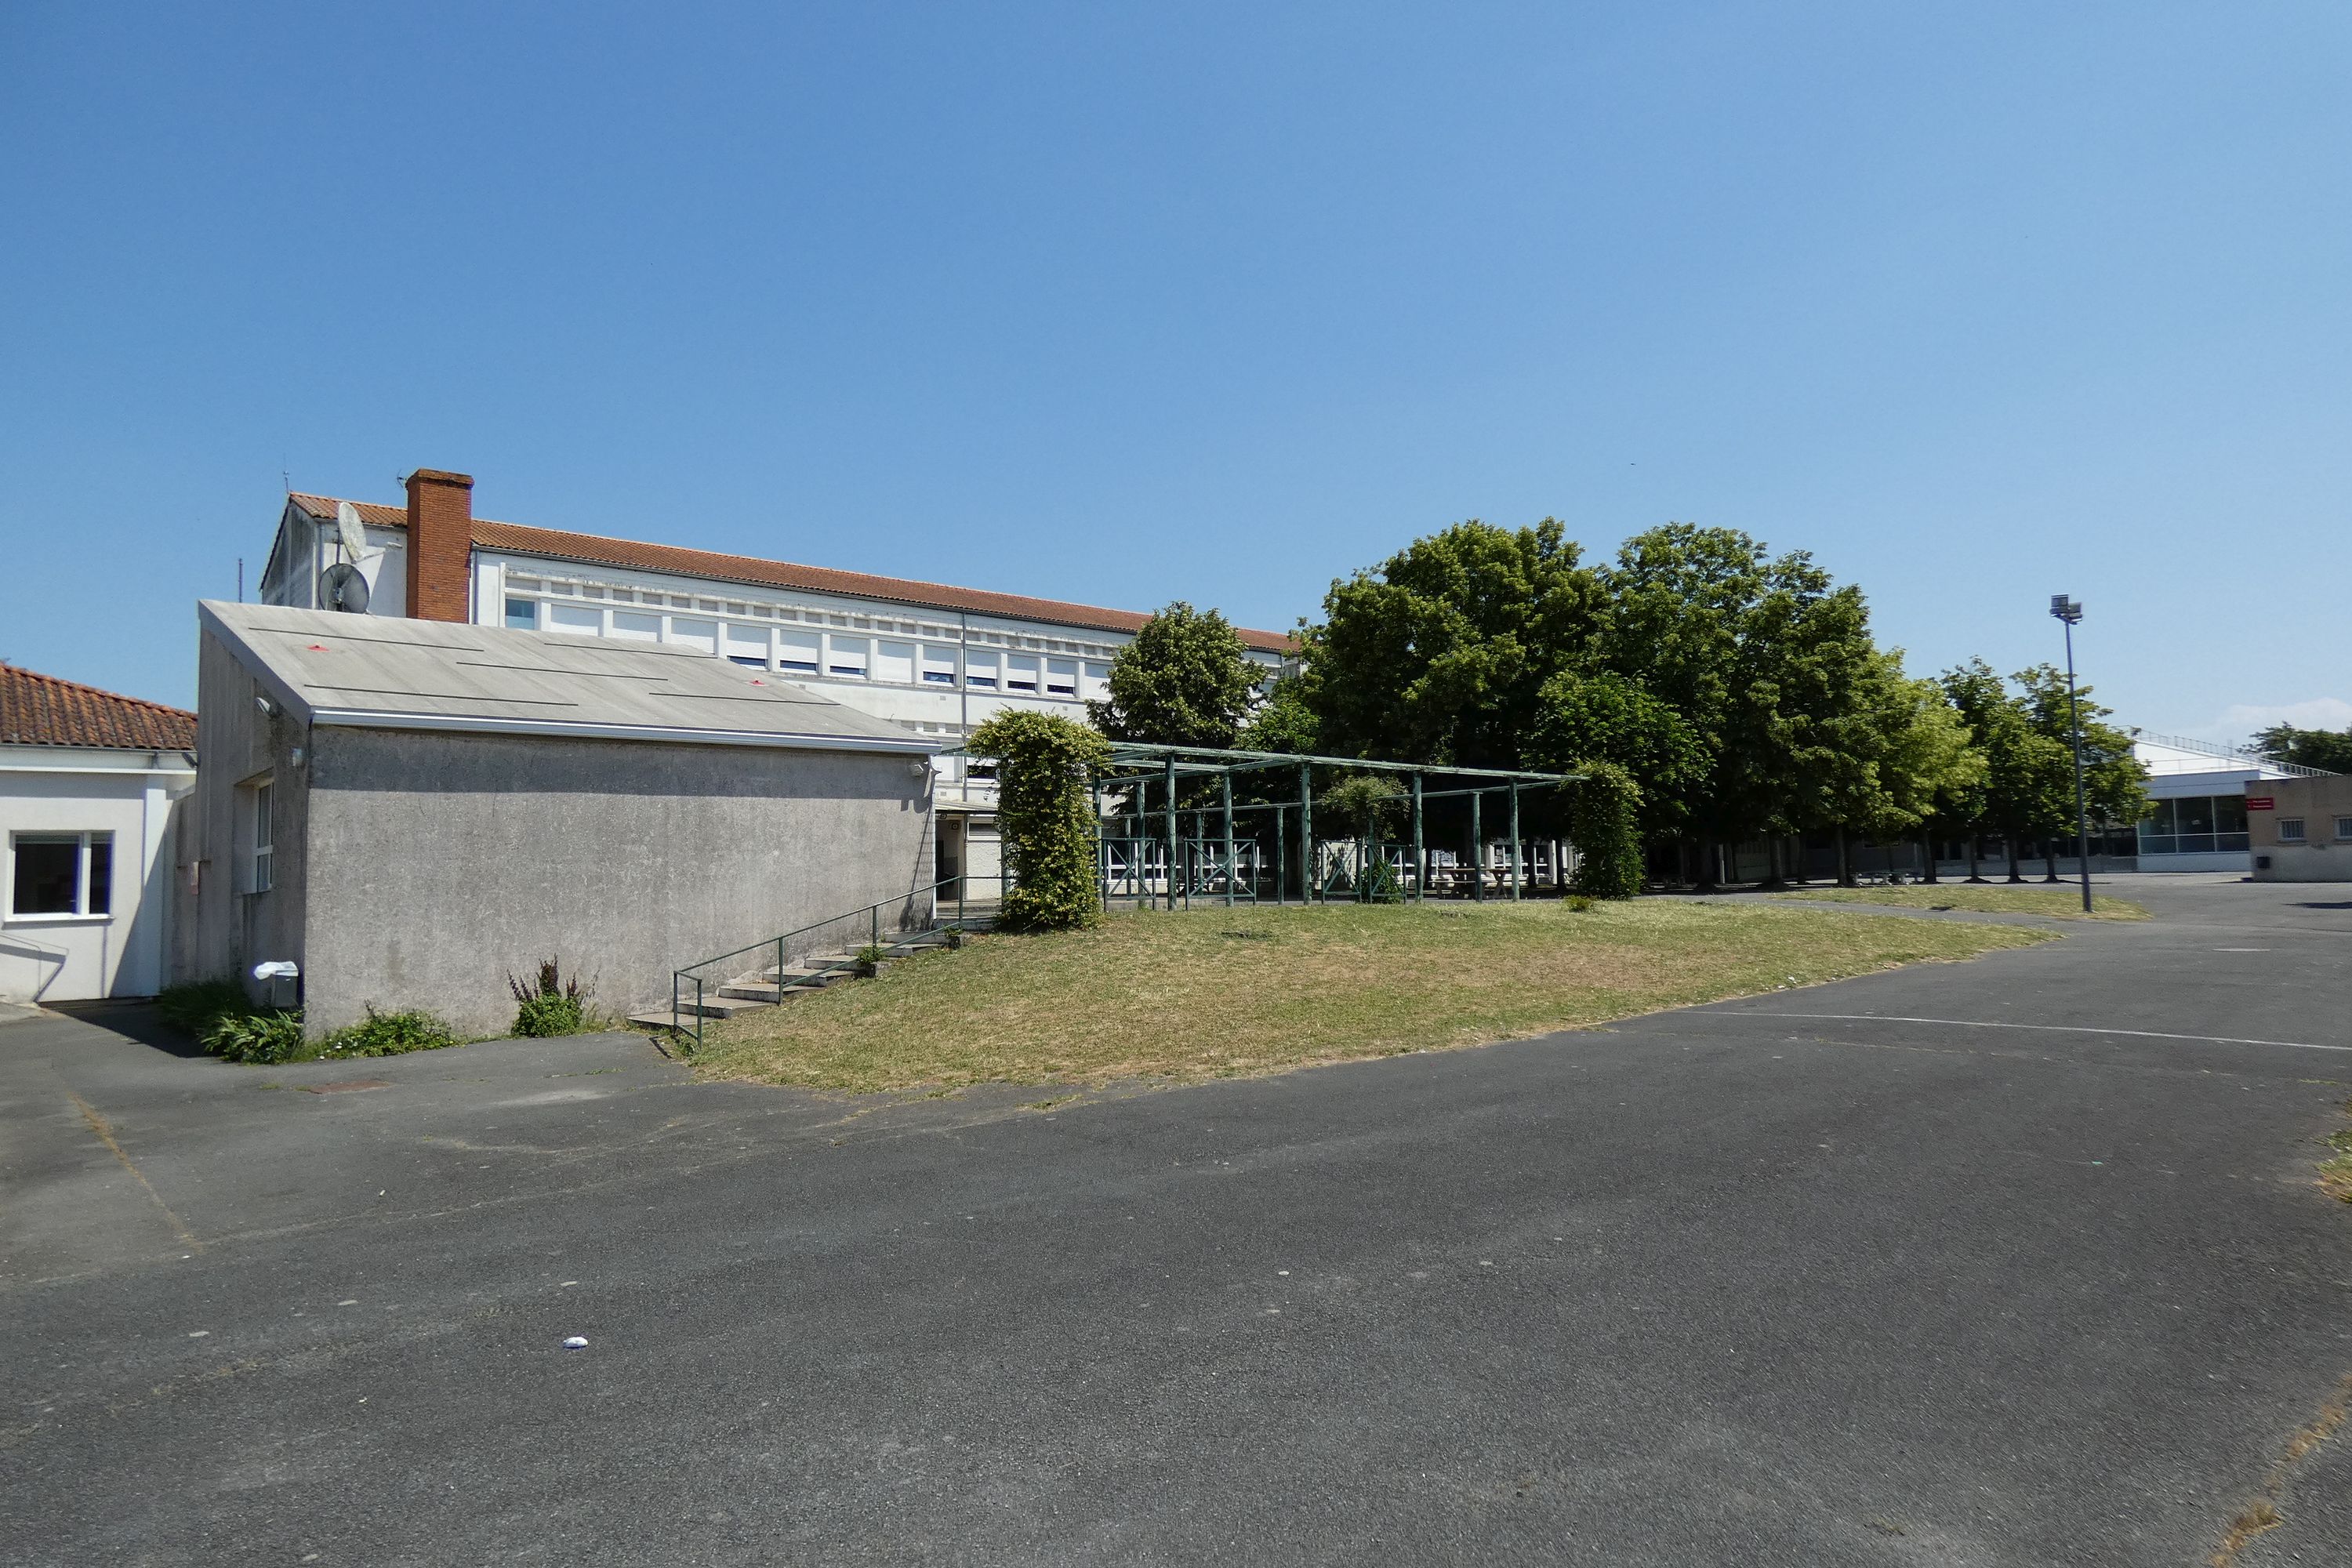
[967,712,1112,931]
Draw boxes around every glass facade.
[2136,795,2251,855]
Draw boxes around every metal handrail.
[667,873,1000,1051]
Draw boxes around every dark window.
[966,675,998,689]
[85,836,111,915]
[11,836,79,915]
[779,659,819,673]
[727,655,766,668]
[923,670,956,684]
[504,597,538,630]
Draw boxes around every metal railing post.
[1471,789,1484,902]
[1298,763,1314,903]
[1163,755,1178,911]
[1221,771,1236,907]
[1411,771,1425,902]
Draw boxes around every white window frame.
[2277,817,2306,844]
[6,830,114,922]
[2336,816,2352,842]
[252,781,274,893]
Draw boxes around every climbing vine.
[967,711,1112,932]
[1563,760,1644,899]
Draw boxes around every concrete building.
[2129,733,2323,874]
[179,601,938,1037]
[257,470,1292,898]
[2,664,195,1004]
[2245,774,2352,881]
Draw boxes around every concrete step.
[626,999,776,1028]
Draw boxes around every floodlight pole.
[2051,594,2094,915]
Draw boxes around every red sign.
[2246,796,2274,811]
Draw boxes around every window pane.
[12,836,79,915]
[2214,796,2248,834]
[256,782,273,850]
[503,597,539,630]
[2178,797,2216,836]
[85,835,112,915]
[2278,818,2307,842]
[2140,800,2174,836]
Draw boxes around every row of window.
[503,576,1114,660]
[2274,816,2352,844]
[7,831,113,919]
[2137,793,2252,855]
[505,597,1116,696]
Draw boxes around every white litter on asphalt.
[563,1336,589,1349]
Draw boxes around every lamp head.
[2049,594,2083,624]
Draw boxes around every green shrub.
[319,1007,463,1058]
[1563,892,1597,913]
[507,957,601,1037]
[968,710,1112,933]
[157,977,260,1037]
[1563,760,1645,900]
[201,1009,310,1064]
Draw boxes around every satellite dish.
[334,500,369,564]
[320,561,370,613]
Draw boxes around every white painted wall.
[1,746,194,1003]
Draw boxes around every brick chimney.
[404,469,474,622]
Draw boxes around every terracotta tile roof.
[286,493,1294,654]
[0,664,196,752]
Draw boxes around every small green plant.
[157,977,257,1037]
[1563,892,1597,913]
[507,957,601,1037]
[202,1009,310,1064]
[318,1006,463,1058]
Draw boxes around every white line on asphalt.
[1704,1011,2351,1054]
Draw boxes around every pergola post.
[1410,771,1425,903]
[1163,755,1178,911]
[1298,762,1315,904]
[1092,779,1106,909]
[1470,789,1484,902]
[1509,782,1523,901]
[1275,804,1287,906]
[1221,771,1235,908]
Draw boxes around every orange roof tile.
[0,664,196,752]
[286,493,1294,654]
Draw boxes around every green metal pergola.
[948,740,1580,912]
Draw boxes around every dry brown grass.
[691,898,2051,1094]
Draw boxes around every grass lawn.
[692,898,2054,1093]
[1774,885,2149,921]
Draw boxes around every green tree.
[1523,669,1707,839]
[1236,677,1320,755]
[2250,723,2352,774]
[1940,659,2069,881]
[2013,664,2151,873]
[1293,519,1605,768]
[967,710,1110,932]
[1087,601,1260,750]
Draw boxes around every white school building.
[257,468,1291,895]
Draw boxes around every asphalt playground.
[4,873,2349,1565]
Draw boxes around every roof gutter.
[307,707,941,755]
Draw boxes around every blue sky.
[4,2,2346,742]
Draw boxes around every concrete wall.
[298,727,934,1036]
[2248,775,2352,881]
[2,746,191,1002]
[175,632,313,1000]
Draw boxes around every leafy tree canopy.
[1087,601,1260,750]
[2250,723,2352,775]
[1293,519,1603,768]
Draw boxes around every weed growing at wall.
[508,958,604,1036]
[968,710,1112,932]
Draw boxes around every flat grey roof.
[198,601,935,754]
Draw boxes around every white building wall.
[1,745,194,1003]
[465,550,1285,807]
